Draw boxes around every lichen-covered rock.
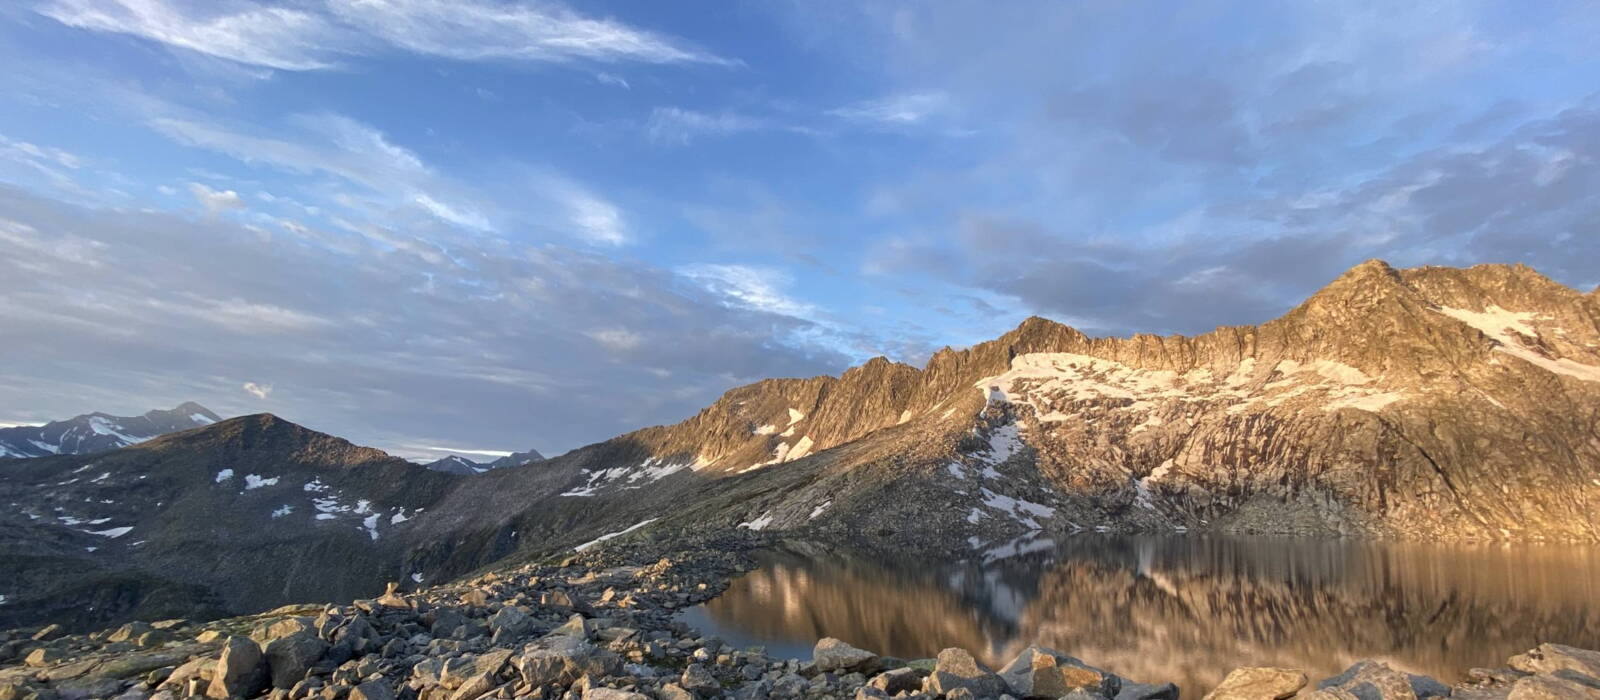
[261,631,327,689]
[1510,645,1600,681]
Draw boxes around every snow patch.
[271,505,293,518]
[809,501,831,519]
[85,526,132,538]
[787,408,805,425]
[1438,305,1600,383]
[214,469,234,483]
[361,514,380,541]
[411,573,423,583]
[753,424,777,435]
[191,413,216,425]
[738,513,775,531]
[243,474,279,490]
[575,518,658,551]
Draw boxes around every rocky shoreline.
[4,532,1600,700]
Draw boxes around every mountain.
[422,448,545,474]
[0,402,222,459]
[422,455,482,474]
[3,260,1598,632]
[0,414,457,631]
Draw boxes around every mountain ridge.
[0,403,222,460]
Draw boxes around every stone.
[263,632,329,689]
[1510,645,1600,681]
[32,625,65,642]
[1116,681,1179,700]
[813,638,877,673]
[549,615,592,640]
[196,630,226,644]
[375,583,411,609]
[997,647,1118,699]
[25,648,64,667]
[581,690,649,700]
[1507,674,1600,699]
[512,636,621,688]
[657,684,695,700]
[925,648,1007,698]
[1316,661,1450,700]
[430,609,465,638]
[350,680,396,700]
[108,622,155,644]
[867,668,921,696]
[447,672,496,700]
[207,635,270,700]
[1203,668,1308,700]
[680,664,720,695]
[253,618,315,645]
[854,688,889,700]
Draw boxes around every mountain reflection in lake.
[680,536,1600,695]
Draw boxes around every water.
[681,535,1600,695]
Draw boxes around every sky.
[2,1,1599,459]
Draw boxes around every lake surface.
[681,535,1600,696]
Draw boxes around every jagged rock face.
[0,402,221,459]
[619,260,1600,544]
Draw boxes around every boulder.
[549,614,593,640]
[924,648,1007,698]
[262,632,328,689]
[446,671,497,700]
[350,679,396,700]
[25,649,63,667]
[582,690,650,700]
[107,622,154,644]
[1510,645,1600,681]
[997,646,1118,699]
[814,638,878,673]
[867,668,922,696]
[1204,668,1308,700]
[487,606,531,640]
[31,625,65,642]
[1117,681,1179,700]
[252,618,314,645]
[430,609,465,638]
[681,664,720,695]
[512,635,621,688]
[1316,661,1450,700]
[206,636,269,700]
[1507,674,1600,699]
[657,684,696,700]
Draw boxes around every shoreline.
[4,532,1599,700]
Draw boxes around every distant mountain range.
[2,260,1598,632]
[423,448,545,474]
[0,402,221,459]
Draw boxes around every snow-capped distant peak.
[0,402,224,460]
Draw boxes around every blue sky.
[2,1,1598,459]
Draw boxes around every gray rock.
[1507,674,1600,699]
[263,631,328,689]
[32,625,66,642]
[1116,681,1179,700]
[1510,645,1600,681]
[925,648,1007,698]
[207,636,270,700]
[447,671,497,700]
[487,606,532,639]
[583,690,650,700]
[1204,668,1308,700]
[549,615,593,640]
[25,648,64,667]
[350,680,396,700]
[867,668,921,696]
[813,638,877,673]
[996,646,1117,699]
[108,622,154,644]
[1316,660,1449,700]
[680,664,720,695]
[513,635,621,688]
[657,684,695,700]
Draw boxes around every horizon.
[4,2,1600,457]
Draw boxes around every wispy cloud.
[678,263,814,318]
[829,92,950,126]
[646,107,819,146]
[242,381,272,399]
[38,0,731,72]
